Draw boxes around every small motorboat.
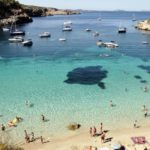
[59,38,66,41]
[93,32,99,37]
[64,21,72,25]
[104,42,119,48]
[8,36,24,42]
[2,27,10,32]
[142,41,149,44]
[97,40,118,48]
[118,27,126,33]
[22,39,33,46]
[39,32,51,38]
[62,26,72,31]
[85,28,91,32]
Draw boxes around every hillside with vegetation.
[0,0,80,28]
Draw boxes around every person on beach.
[93,126,97,136]
[31,132,35,142]
[100,123,103,134]
[101,132,105,143]
[144,110,148,117]
[89,127,92,137]
[133,120,137,128]
[40,136,44,144]
[16,116,23,122]
[41,114,45,122]
[1,124,5,131]
[24,130,30,143]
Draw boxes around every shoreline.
[21,125,150,150]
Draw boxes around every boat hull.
[10,31,25,36]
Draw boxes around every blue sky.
[18,0,150,11]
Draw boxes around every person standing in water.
[100,123,103,134]
[41,114,45,122]
[89,127,92,137]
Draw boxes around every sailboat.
[132,14,136,21]
[10,14,25,36]
[97,13,102,21]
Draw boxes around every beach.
[21,125,150,150]
[0,11,150,149]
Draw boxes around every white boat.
[62,26,72,31]
[22,39,33,46]
[97,40,118,48]
[2,27,10,32]
[85,28,91,32]
[104,42,119,48]
[93,32,99,37]
[39,32,51,38]
[59,38,66,41]
[142,41,149,44]
[8,36,24,42]
[118,27,126,33]
[64,21,72,25]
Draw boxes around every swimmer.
[144,86,148,92]
[110,100,113,107]
[142,105,147,111]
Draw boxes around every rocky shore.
[0,0,80,28]
[135,19,150,31]
[46,8,80,16]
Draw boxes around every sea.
[0,11,150,143]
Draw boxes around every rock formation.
[135,19,150,31]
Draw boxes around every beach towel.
[131,136,146,144]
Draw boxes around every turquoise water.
[0,12,150,143]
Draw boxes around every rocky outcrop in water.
[135,19,150,31]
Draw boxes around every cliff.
[0,0,80,28]
[135,19,150,31]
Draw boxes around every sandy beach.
[21,125,150,150]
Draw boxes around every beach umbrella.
[111,141,121,150]
[99,146,110,150]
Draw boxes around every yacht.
[62,25,72,31]
[39,32,51,38]
[118,27,126,33]
[8,36,24,42]
[22,39,33,46]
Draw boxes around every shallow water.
[0,11,150,143]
